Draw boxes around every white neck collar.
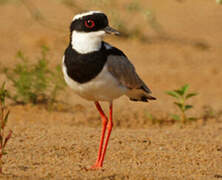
[71,31,105,54]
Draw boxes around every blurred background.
[1,1,222,178]
[0,0,222,127]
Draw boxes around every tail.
[127,85,156,102]
[129,94,156,102]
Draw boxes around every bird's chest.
[64,46,107,83]
[63,63,126,101]
[62,44,127,101]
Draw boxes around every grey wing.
[107,55,156,102]
[106,55,149,91]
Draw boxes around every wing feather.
[106,54,151,93]
[104,43,156,102]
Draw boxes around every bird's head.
[70,11,120,38]
[69,11,119,53]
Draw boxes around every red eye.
[85,20,95,28]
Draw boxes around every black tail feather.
[130,95,156,102]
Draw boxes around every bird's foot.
[90,163,102,170]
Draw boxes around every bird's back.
[104,42,156,102]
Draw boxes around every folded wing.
[106,53,156,102]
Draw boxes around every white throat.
[71,31,105,54]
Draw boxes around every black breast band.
[64,42,125,84]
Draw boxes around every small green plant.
[0,83,12,174]
[109,12,129,38]
[202,105,222,122]
[126,0,141,12]
[166,84,198,123]
[216,0,222,4]
[144,111,164,125]
[0,0,17,4]
[58,0,76,7]
[109,11,146,40]
[3,46,66,107]
[144,10,166,36]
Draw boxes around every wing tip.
[140,85,152,94]
[130,95,156,102]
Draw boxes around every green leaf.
[174,102,183,110]
[41,45,49,52]
[185,93,197,99]
[171,114,180,121]
[3,110,10,127]
[216,0,222,4]
[166,91,180,99]
[184,105,193,111]
[174,89,184,96]
[16,50,23,59]
[3,130,12,148]
[173,84,189,96]
[0,136,2,146]
[0,82,7,105]
[181,84,189,95]
[188,117,197,121]
[1,82,6,89]
[2,151,7,155]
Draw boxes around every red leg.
[97,102,113,167]
[91,101,108,169]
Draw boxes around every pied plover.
[62,11,156,169]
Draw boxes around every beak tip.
[104,26,120,35]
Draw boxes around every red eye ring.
[85,20,95,28]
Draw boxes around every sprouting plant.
[216,0,222,4]
[57,0,76,7]
[144,111,158,124]
[166,84,198,123]
[126,0,141,12]
[3,45,66,107]
[0,0,7,4]
[202,105,222,122]
[48,65,66,108]
[0,0,17,5]
[109,11,129,37]
[0,83,12,174]
[144,10,166,36]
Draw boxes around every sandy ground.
[1,105,222,179]
[0,0,222,179]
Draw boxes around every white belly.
[62,59,128,101]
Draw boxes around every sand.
[0,0,222,179]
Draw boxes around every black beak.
[104,26,120,35]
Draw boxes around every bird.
[62,11,156,169]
